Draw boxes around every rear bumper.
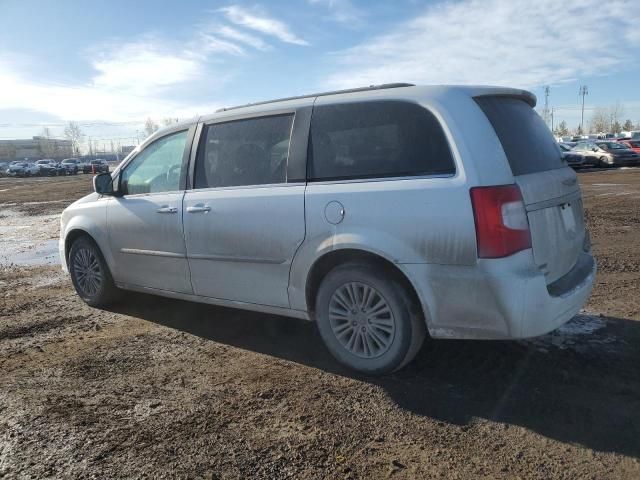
[402,250,596,340]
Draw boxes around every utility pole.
[543,86,550,127]
[579,85,588,133]
[551,107,555,133]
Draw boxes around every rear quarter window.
[308,100,455,181]
[475,97,564,176]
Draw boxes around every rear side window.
[308,101,455,181]
[475,97,563,176]
[195,114,293,189]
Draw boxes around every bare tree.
[608,102,624,132]
[589,107,608,134]
[144,118,159,136]
[623,119,634,132]
[64,122,84,156]
[612,121,622,134]
[554,120,569,137]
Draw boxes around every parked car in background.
[61,158,80,175]
[559,143,585,168]
[6,161,39,177]
[60,84,595,374]
[83,159,109,174]
[618,139,640,154]
[572,141,639,167]
[36,159,65,176]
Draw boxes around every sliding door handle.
[186,205,211,214]
[157,206,178,214]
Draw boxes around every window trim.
[189,111,298,191]
[117,126,195,197]
[306,99,457,183]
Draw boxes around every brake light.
[470,185,531,258]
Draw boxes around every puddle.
[0,209,61,267]
[1,239,60,266]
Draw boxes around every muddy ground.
[0,171,639,479]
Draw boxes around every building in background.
[120,145,136,156]
[0,137,73,161]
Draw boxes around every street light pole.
[579,85,588,133]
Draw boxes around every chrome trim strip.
[525,190,581,212]
[187,253,286,264]
[121,248,186,258]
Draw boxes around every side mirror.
[93,172,114,195]
[592,147,598,152]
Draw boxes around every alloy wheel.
[73,247,103,297]
[328,282,396,359]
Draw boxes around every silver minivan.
[59,84,595,374]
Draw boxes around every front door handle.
[186,204,211,214]
[157,206,178,214]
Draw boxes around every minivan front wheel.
[315,263,425,375]
[69,236,118,307]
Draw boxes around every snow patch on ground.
[526,313,618,353]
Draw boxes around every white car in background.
[6,161,40,177]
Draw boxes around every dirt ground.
[1,170,639,479]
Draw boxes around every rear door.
[183,108,310,307]
[476,97,586,284]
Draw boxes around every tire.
[315,263,426,375]
[68,236,119,307]
[599,156,611,168]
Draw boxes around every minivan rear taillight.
[470,185,531,259]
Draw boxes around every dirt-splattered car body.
[59,84,596,365]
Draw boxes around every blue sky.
[1,0,640,147]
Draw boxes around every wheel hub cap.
[73,247,103,297]
[328,282,396,359]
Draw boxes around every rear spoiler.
[473,90,537,108]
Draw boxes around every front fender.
[61,198,113,271]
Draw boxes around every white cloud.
[91,41,204,95]
[308,0,364,25]
[216,25,270,51]
[326,0,640,90]
[220,5,309,46]
[0,54,220,122]
[198,33,246,55]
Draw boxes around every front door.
[183,113,305,308]
[108,128,193,294]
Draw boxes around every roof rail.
[215,83,415,112]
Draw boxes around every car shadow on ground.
[107,292,640,459]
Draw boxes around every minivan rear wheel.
[69,236,119,307]
[315,263,425,375]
